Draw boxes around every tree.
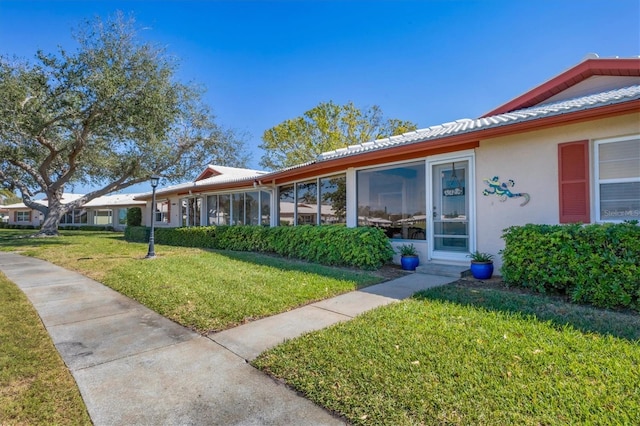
[0,12,247,236]
[259,101,417,170]
[0,188,20,205]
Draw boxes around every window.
[595,135,640,222]
[93,209,113,225]
[207,195,219,225]
[181,197,202,226]
[155,200,170,224]
[60,209,88,225]
[73,209,88,224]
[118,208,128,225]
[296,180,318,225]
[218,195,230,225]
[357,162,426,240]
[15,211,31,222]
[207,191,271,226]
[277,174,346,227]
[279,184,294,226]
[261,191,271,225]
[320,175,347,225]
[232,193,245,225]
[245,191,259,225]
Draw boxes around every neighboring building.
[4,193,146,230]
[134,57,640,268]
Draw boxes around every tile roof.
[3,193,145,209]
[145,166,268,198]
[317,84,640,162]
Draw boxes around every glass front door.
[431,160,470,259]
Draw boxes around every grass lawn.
[254,281,640,425]
[0,272,91,425]
[0,229,384,332]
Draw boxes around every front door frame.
[427,151,476,262]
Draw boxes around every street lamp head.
[150,175,160,188]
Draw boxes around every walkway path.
[0,252,453,425]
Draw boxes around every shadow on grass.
[414,281,640,342]
[208,249,384,288]
[0,230,71,250]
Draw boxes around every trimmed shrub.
[127,207,142,227]
[59,225,115,231]
[124,226,150,243]
[124,225,394,270]
[501,222,640,310]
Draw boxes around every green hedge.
[125,225,394,270]
[501,222,640,310]
[59,225,115,231]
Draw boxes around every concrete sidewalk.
[0,252,453,425]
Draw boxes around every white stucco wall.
[475,113,640,270]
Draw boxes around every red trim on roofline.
[483,58,640,117]
[194,166,221,181]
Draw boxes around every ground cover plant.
[0,273,91,425]
[255,282,640,425]
[0,230,383,332]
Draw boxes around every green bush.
[124,225,394,270]
[127,207,142,227]
[124,226,150,243]
[501,222,640,311]
[59,225,114,231]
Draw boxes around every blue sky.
[1,0,639,193]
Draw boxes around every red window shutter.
[27,211,31,222]
[558,141,590,223]
[166,202,171,224]
[13,211,17,222]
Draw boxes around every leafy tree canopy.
[259,101,417,170]
[0,12,248,235]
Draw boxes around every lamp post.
[146,175,160,259]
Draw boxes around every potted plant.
[398,243,419,271]
[467,251,494,279]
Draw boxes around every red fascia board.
[483,59,640,117]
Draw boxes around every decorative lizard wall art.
[482,176,530,206]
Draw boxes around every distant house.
[4,193,146,230]
[134,57,640,268]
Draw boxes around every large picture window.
[357,162,426,240]
[595,135,640,222]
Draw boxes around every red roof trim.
[194,166,221,181]
[483,58,640,117]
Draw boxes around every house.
[4,193,146,230]
[135,57,640,269]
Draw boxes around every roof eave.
[482,58,640,117]
[134,99,640,198]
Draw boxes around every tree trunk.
[35,205,65,237]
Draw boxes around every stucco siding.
[476,113,640,270]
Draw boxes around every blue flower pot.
[470,262,494,279]
[401,255,419,271]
